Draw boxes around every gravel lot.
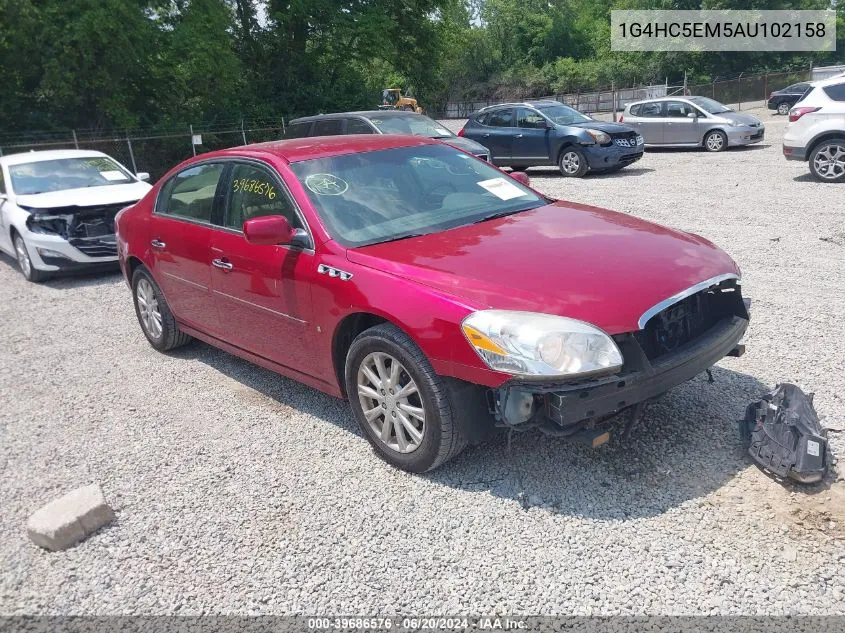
[2,106,844,616]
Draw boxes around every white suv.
[783,76,845,183]
[0,150,151,282]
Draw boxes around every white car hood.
[15,182,151,209]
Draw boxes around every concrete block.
[27,484,115,551]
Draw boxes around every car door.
[512,107,551,164]
[209,160,315,374]
[0,166,12,255]
[149,162,226,336]
[476,108,516,164]
[663,100,700,144]
[636,101,666,144]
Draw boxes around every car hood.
[567,120,637,135]
[440,136,490,156]
[15,182,152,210]
[720,111,763,126]
[347,201,740,334]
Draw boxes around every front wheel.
[704,130,727,152]
[13,233,48,283]
[809,139,845,183]
[777,102,790,116]
[131,266,192,351]
[558,147,589,177]
[345,323,466,472]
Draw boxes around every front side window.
[368,114,453,138]
[486,109,514,127]
[158,163,225,222]
[537,104,590,125]
[347,118,376,134]
[290,144,544,247]
[665,101,696,118]
[223,163,304,233]
[9,156,134,195]
[314,119,344,136]
[516,108,548,129]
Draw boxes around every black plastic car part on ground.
[286,111,492,161]
[460,100,643,177]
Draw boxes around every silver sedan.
[621,97,765,152]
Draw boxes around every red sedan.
[116,135,749,472]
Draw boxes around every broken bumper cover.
[495,315,748,430]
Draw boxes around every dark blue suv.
[460,100,644,177]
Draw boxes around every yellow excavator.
[379,88,423,113]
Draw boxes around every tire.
[131,266,192,352]
[13,232,49,283]
[558,147,589,177]
[808,139,845,183]
[703,129,728,152]
[344,323,466,472]
[777,102,791,116]
[509,166,529,172]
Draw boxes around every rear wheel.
[13,233,48,283]
[131,266,192,351]
[558,147,588,177]
[704,130,727,152]
[509,165,529,172]
[777,102,791,116]
[345,323,466,472]
[809,139,845,183]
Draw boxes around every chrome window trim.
[637,273,740,330]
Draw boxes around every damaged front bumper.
[491,283,750,435]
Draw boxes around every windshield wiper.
[474,207,534,223]
[370,232,426,245]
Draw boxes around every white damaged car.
[0,150,152,282]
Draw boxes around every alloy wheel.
[136,278,163,340]
[357,351,425,454]
[812,143,845,181]
[706,133,725,151]
[777,102,790,116]
[14,236,31,279]
[560,151,581,174]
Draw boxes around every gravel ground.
[2,106,844,616]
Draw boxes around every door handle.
[212,258,233,271]
[151,239,166,249]
[515,134,524,138]
[482,133,491,138]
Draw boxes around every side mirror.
[243,215,309,248]
[687,112,698,119]
[136,172,151,182]
[510,171,530,187]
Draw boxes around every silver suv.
[621,97,764,152]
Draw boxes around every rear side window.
[823,83,845,102]
[223,163,305,234]
[640,102,665,117]
[158,163,225,223]
[628,104,642,116]
[486,108,514,127]
[314,119,344,136]
[286,122,311,138]
[347,118,375,134]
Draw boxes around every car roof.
[811,75,845,87]
[197,134,436,164]
[290,111,430,123]
[0,149,111,166]
[477,99,562,113]
[625,96,710,107]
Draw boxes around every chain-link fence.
[430,67,822,118]
[0,118,287,182]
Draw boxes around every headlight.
[583,129,611,145]
[728,120,744,127]
[461,310,623,378]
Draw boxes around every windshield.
[688,97,731,114]
[537,104,590,125]
[290,144,545,247]
[9,156,134,195]
[369,114,454,138]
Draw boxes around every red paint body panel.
[116,135,741,396]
